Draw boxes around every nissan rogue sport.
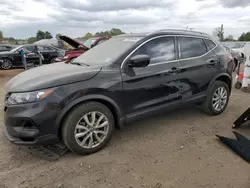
[3,30,233,155]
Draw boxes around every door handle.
[167,67,182,74]
[207,59,219,65]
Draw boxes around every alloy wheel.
[74,111,109,149]
[212,87,228,112]
[1,59,12,70]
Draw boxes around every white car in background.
[222,42,250,61]
[221,42,250,71]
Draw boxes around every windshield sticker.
[123,38,141,42]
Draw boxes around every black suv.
[3,30,233,155]
[0,44,61,69]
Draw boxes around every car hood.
[59,35,89,50]
[0,51,13,56]
[5,63,101,92]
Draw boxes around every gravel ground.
[0,69,250,188]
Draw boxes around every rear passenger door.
[177,36,219,102]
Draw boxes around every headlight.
[6,89,54,105]
[63,56,69,59]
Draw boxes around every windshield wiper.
[70,62,89,66]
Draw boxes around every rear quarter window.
[205,39,216,50]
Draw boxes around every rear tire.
[202,81,229,116]
[62,102,114,155]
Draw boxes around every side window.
[37,46,46,52]
[132,37,175,65]
[205,39,216,50]
[44,46,55,51]
[24,46,35,52]
[179,37,207,59]
[48,46,55,51]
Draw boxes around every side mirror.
[128,54,150,68]
[90,44,95,48]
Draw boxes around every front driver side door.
[121,36,183,121]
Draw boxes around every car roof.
[116,30,211,38]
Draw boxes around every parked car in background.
[4,30,233,155]
[222,42,250,62]
[54,35,110,62]
[0,44,61,69]
[84,36,111,49]
[0,44,16,52]
[222,42,250,71]
[34,39,65,49]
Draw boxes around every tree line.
[0,28,125,45]
[1,26,250,45]
[213,24,250,41]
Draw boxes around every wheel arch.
[56,95,124,138]
[48,56,58,62]
[208,73,232,94]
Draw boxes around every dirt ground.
[0,69,250,188]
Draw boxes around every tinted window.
[0,46,7,50]
[38,46,54,51]
[179,37,207,59]
[23,46,35,52]
[132,37,175,64]
[37,46,46,51]
[205,39,216,50]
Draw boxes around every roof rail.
[153,29,205,35]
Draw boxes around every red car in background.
[54,36,110,62]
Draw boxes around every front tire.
[49,57,56,64]
[202,81,229,115]
[1,58,12,70]
[62,102,114,155]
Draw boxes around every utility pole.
[220,24,224,41]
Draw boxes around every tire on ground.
[1,58,13,70]
[62,101,114,155]
[202,80,230,116]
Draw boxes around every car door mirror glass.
[128,54,150,68]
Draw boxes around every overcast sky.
[1,0,250,39]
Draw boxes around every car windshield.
[84,37,99,48]
[73,36,143,66]
[225,42,246,49]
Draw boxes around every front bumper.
[3,100,60,146]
